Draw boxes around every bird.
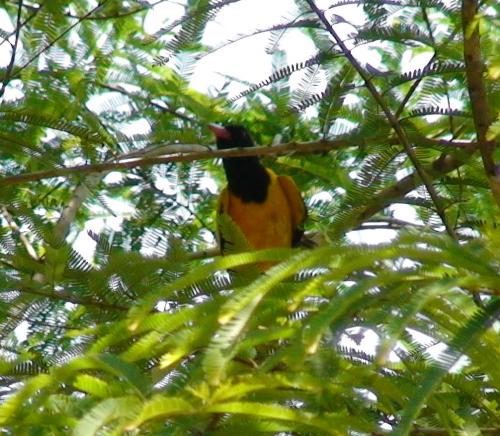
[208,124,307,263]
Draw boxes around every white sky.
[147,0,375,95]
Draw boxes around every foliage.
[0,0,498,434]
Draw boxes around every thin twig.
[305,0,457,239]
[0,308,74,331]
[419,138,474,149]
[0,0,23,100]
[188,246,219,260]
[8,0,110,81]
[150,0,242,41]
[198,18,318,61]
[188,218,425,261]
[394,52,436,118]
[462,0,500,206]
[385,6,461,116]
[65,6,147,20]
[54,0,169,20]
[18,286,128,311]
[0,3,41,48]
[395,1,438,119]
[98,83,195,123]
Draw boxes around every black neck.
[223,157,270,203]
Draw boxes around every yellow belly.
[226,178,293,250]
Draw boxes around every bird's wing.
[216,187,230,253]
[277,175,307,246]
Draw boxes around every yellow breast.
[226,170,293,250]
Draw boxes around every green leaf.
[73,396,141,436]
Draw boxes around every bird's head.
[208,124,255,150]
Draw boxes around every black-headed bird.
[209,124,307,262]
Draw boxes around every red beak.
[208,124,232,141]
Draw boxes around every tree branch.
[53,173,104,245]
[361,217,425,229]
[0,139,350,186]
[354,151,473,229]
[305,0,458,239]
[0,137,476,187]
[1,206,39,260]
[462,0,500,206]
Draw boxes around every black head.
[208,124,268,202]
[209,124,255,150]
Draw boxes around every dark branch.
[462,0,500,206]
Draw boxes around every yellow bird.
[209,124,307,260]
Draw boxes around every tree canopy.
[0,0,498,434]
